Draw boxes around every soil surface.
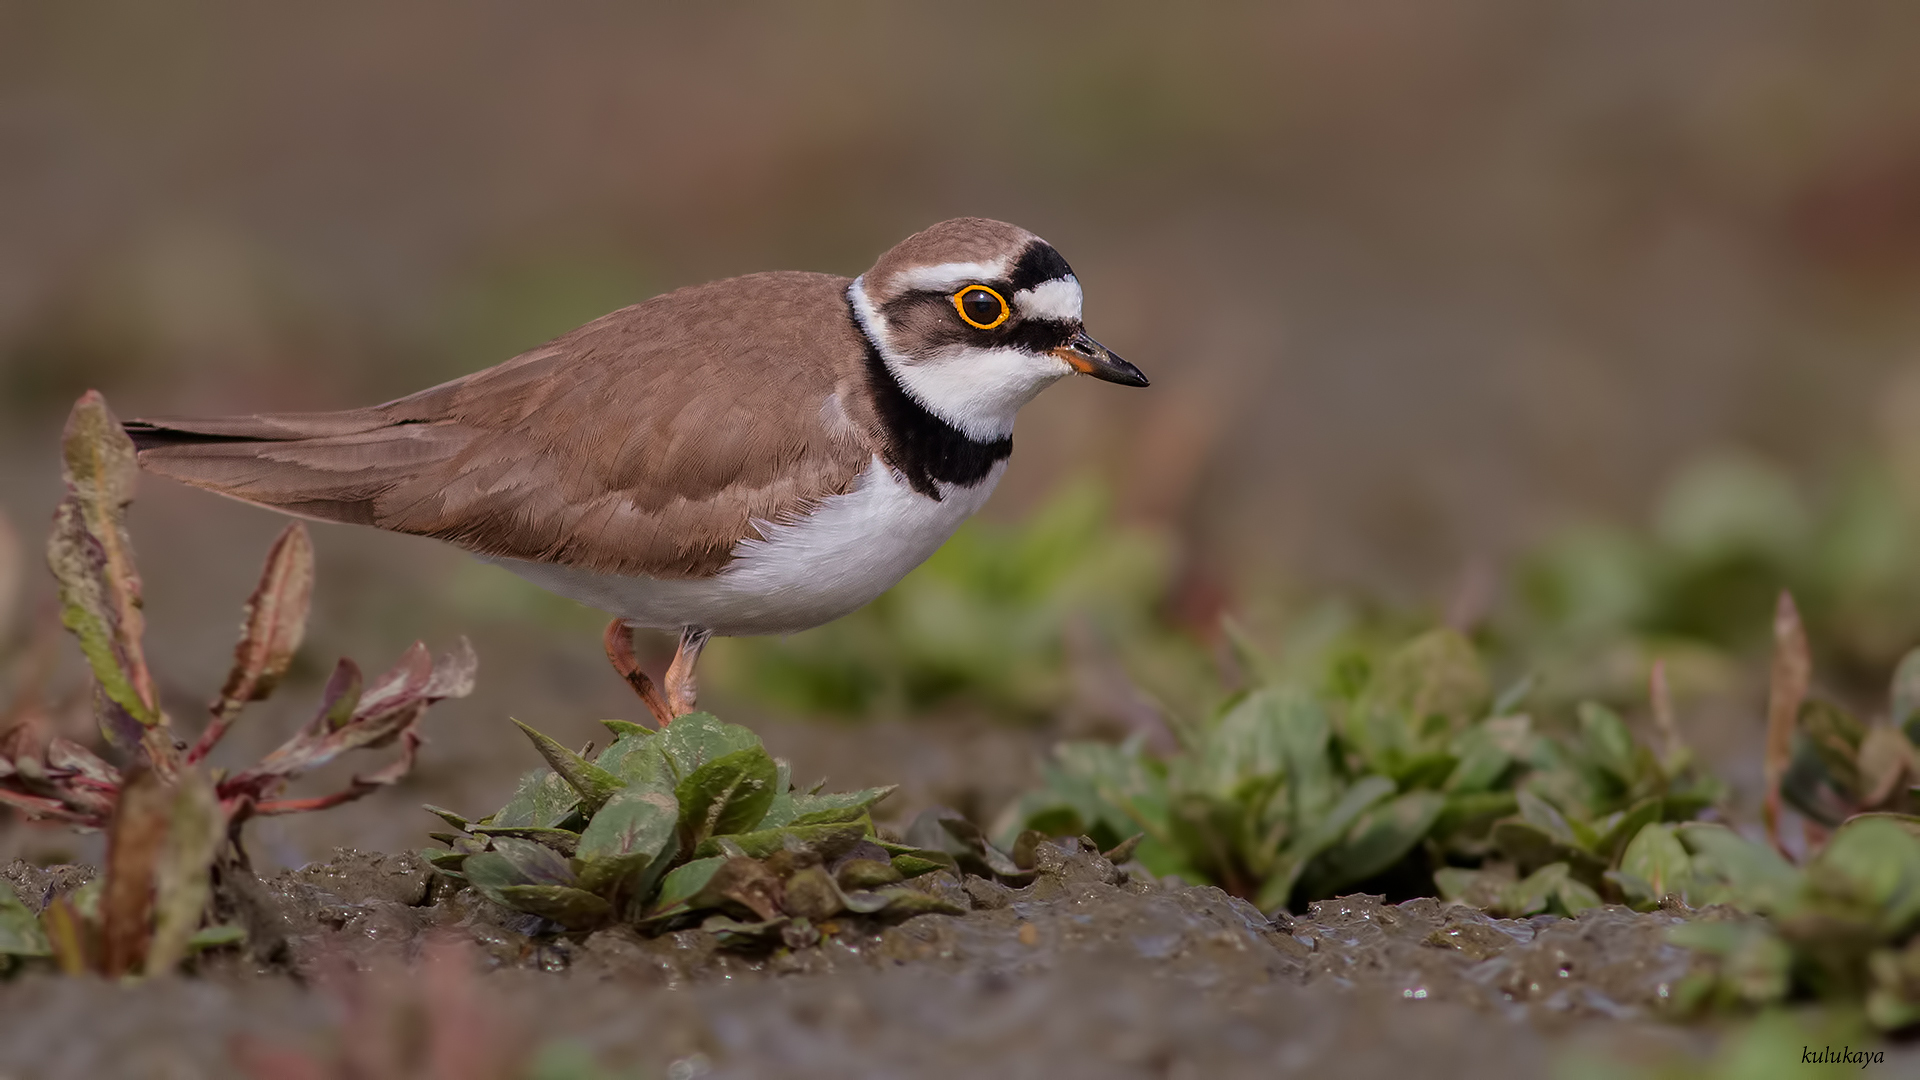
[8,841,1887,1080]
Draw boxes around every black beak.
[1053,330,1149,387]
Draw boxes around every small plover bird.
[127,217,1147,724]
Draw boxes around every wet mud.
[0,840,1808,1079]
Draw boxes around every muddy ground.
[6,839,1896,1080]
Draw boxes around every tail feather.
[125,412,475,528]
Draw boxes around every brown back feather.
[131,272,880,579]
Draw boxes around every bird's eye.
[952,285,1010,330]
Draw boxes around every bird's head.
[850,217,1147,441]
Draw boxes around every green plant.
[1616,815,1920,1031]
[999,626,1721,913]
[426,711,966,946]
[1,392,473,977]
[1753,590,1920,833]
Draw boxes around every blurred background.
[5,0,1920,866]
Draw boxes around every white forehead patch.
[1014,275,1082,322]
[891,259,1012,295]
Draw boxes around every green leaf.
[48,392,162,739]
[185,924,247,953]
[1676,823,1801,915]
[1490,672,1536,717]
[468,826,581,856]
[1667,921,1793,1006]
[575,788,680,900]
[1811,816,1920,934]
[1298,790,1445,899]
[1385,628,1490,724]
[835,856,904,891]
[578,789,678,861]
[464,844,573,914]
[1196,688,1292,796]
[1490,817,1607,885]
[594,732,673,792]
[425,850,470,876]
[493,885,612,929]
[1429,790,1517,846]
[693,819,872,861]
[890,854,953,878]
[676,745,780,849]
[1433,866,1510,910]
[0,881,50,957]
[1444,729,1514,795]
[649,856,725,915]
[1516,789,1578,845]
[491,769,580,830]
[462,852,532,904]
[512,720,625,814]
[865,887,967,917]
[1553,873,1604,915]
[1617,822,1691,906]
[490,837,577,885]
[1578,701,1637,786]
[1799,699,1867,796]
[1503,862,1574,916]
[422,804,472,831]
[1596,796,1664,864]
[660,712,762,778]
[599,719,654,739]
[1261,775,1398,908]
[784,786,897,827]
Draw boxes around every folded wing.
[129,272,876,580]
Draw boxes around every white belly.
[485,456,1005,636]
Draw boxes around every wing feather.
[129,272,878,579]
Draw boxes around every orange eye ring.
[951,284,1010,330]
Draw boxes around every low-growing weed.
[1001,626,1722,913]
[425,711,976,947]
[0,392,473,978]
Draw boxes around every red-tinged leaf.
[92,684,148,755]
[225,641,470,810]
[193,523,313,763]
[0,786,90,823]
[350,643,434,729]
[48,772,118,823]
[46,738,116,785]
[319,659,364,733]
[423,637,478,701]
[1764,590,1811,858]
[101,766,173,976]
[147,770,222,974]
[253,730,426,817]
[46,392,164,745]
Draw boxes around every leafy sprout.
[426,711,978,947]
[1001,627,1723,914]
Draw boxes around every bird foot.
[602,620,674,727]
[663,626,712,718]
